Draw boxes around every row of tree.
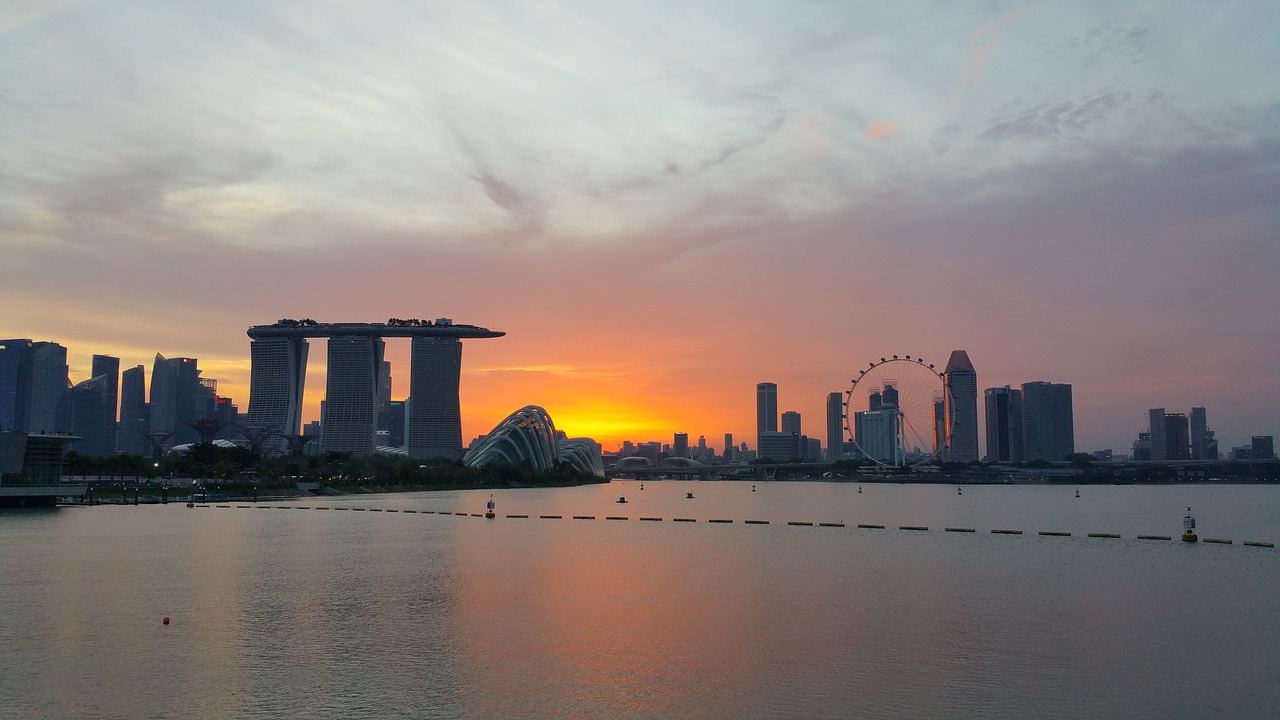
[63,444,604,490]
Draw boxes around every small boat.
[1075,488,1080,498]
[686,492,694,499]
[617,496,628,504]
[858,485,862,494]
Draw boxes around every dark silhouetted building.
[826,392,844,461]
[322,336,384,454]
[984,386,1023,462]
[408,336,464,461]
[756,382,777,453]
[118,365,150,455]
[1253,436,1275,460]
[944,350,978,462]
[67,374,115,456]
[1021,381,1074,462]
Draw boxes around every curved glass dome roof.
[463,405,603,477]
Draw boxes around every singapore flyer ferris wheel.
[843,354,954,467]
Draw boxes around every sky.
[2,0,1278,455]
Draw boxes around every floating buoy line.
[173,502,1274,549]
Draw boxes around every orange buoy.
[163,617,170,625]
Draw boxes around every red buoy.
[163,617,170,625]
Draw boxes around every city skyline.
[5,332,1276,460]
[2,2,1277,452]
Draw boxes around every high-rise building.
[757,430,799,462]
[756,382,777,452]
[68,374,115,456]
[1190,407,1210,460]
[407,336,463,461]
[90,355,119,454]
[246,337,310,443]
[984,386,1023,462]
[91,355,120,426]
[0,339,33,431]
[1148,408,1168,461]
[944,350,978,462]
[26,342,69,433]
[383,399,407,448]
[781,411,801,435]
[118,365,149,455]
[826,392,844,461]
[1021,382,1074,462]
[149,354,201,444]
[673,432,689,457]
[1251,436,1274,460]
[1163,413,1190,460]
[322,336,384,454]
[854,408,897,463]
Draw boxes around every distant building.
[984,386,1023,462]
[149,354,201,444]
[944,350,979,462]
[67,374,115,456]
[781,411,801,435]
[673,432,689,458]
[1021,382,1074,462]
[26,342,69,433]
[246,336,310,444]
[756,382,777,453]
[1132,431,1152,461]
[757,430,799,462]
[1190,407,1210,460]
[321,336,384,454]
[1163,413,1190,461]
[407,336,464,460]
[1,431,86,507]
[382,399,406,448]
[118,365,150,456]
[854,409,897,463]
[91,354,119,446]
[1252,436,1276,460]
[826,392,844,462]
[1147,409,1167,461]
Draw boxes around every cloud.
[962,7,1031,87]
[864,120,898,140]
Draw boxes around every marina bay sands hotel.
[245,318,503,460]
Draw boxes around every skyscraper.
[68,374,115,456]
[246,336,310,442]
[1163,412,1190,461]
[984,386,1023,462]
[0,339,32,431]
[781,411,801,435]
[944,350,978,462]
[826,392,844,461]
[407,336,463,460]
[756,382,777,452]
[673,432,689,458]
[1021,382,1074,462]
[1148,408,1168,461]
[90,353,119,450]
[26,342,69,433]
[1190,407,1211,460]
[118,365,150,455]
[149,354,201,444]
[322,336,385,454]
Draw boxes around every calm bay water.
[2,482,1277,719]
